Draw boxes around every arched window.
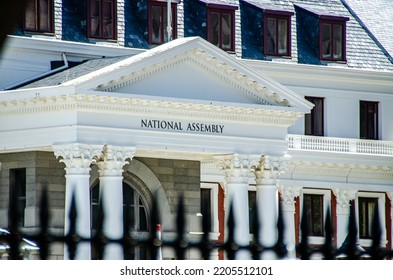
[90,181,150,259]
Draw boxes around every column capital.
[253,155,290,185]
[333,188,357,215]
[96,145,136,177]
[278,185,302,211]
[53,143,102,175]
[214,154,259,184]
[386,192,393,201]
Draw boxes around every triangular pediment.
[100,50,280,106]
[67,37,312,111]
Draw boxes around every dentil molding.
[0,94,302,127]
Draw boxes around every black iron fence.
[1,188,393,260]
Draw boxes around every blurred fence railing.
[1,188,392,260]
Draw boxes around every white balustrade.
[288,135,393,156]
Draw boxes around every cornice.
[290,160,393,180]
[96,48,290,107]
[0,94,302,126]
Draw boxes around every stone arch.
[123,159,173,229]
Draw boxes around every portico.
[0,37,312,259]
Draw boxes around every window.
[264,11,293,56]
[88,0,116,40]
[248,190,256,233]
[200,183,220,235]
[207,6,236,51]
[319,19,347,61]
[201,188,212,232]
[303,194,324,236]
[148,1,177,45]
[9,169,27,227]
[300,189,331,245]
[356,193,386,246]
[358,197,378,239]
[24,0,54,33]
[360,101,379,140]
[305,96,324,136]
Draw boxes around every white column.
[53,143,102,260]
[278,185,302,259]
[333,189,357,247]
[95,145,135,260]
[253,156,289,259]
[215,154,257,260]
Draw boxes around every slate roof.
[16,0,393,90]
[20,56,131,89]
[240,0,393,71]
[343,0,393,61]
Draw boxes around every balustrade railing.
[288,135,393,156]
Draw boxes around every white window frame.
[200,183,219,234]
[300,188,331,245]
[356,192,387,247]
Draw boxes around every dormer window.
[207,4,237,52]
[24,0,54,33]
[319,17,348,61]
[88,0,117,40]
[148,0,178,45]
[264,10,293,57]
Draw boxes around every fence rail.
[1,188,393,260]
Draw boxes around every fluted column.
[95,145,135,260]
[215,154,258,259]
[278,185,302,259]
[53,143,102,260]
[333,189,357,247]
[253,156,289,258]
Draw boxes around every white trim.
[356,192,387,247]
[200,183,219,235]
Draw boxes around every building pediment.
[63,37,312,112]
[96,48,286,106]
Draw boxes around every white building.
[0,0,392,260]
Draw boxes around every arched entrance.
[90,176,151,259]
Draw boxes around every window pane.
[305,97,324,136]
[209,12,220,47]
[333,24,343,60]
[163,7,168,43]
[91,184,100,229]
[267,17,277,54]
[39,0,50,32]
[201,188,212,232]
[139,205,148,231]
[304,194,324,236]
[360,101,378,140]
[359,198,377,238]
[25,0,37,31]
[103,1,114,38]
[277,18,288,55]
[313,98,324,136]
[248,191,256,233]
[322,23,331,58]
[151,6,162,44]
[90,0,101,37]
[10,169,27,227]
[221,14,231,50]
